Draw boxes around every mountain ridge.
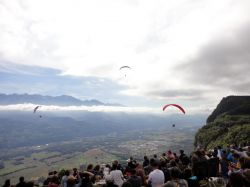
[195,95,250,148]
[0,93,123,106]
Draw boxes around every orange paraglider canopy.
[162,104,185,114]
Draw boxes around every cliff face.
[195,96,250,149]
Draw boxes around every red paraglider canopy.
[162,104,185,114]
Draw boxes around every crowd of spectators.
[2,144,250,187]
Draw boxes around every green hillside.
[194,96,250,149]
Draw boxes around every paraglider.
[172,124,175,127]
[119,66,131,70]
[33,106,42,118]
[33,106,41,113]
[162,104,185,114]
[119,66,131,77]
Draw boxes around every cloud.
[1,0,250,109]
[0,103,210,115]
[178,23,250,93]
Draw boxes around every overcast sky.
[0,0,250,114]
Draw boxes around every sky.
[0,0,250,114]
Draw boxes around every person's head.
[4,179,10,186]
[212,151,217,158]
[144,155,148,160]
[112,163,118,170]
[243,169,250,186]
[94,164,100,171]
[87,164,93,171]
[241,157,250,169]
[51,176,58,184]
[233,153,240,161]
[180,150,184,155]
[121,182,132,187]
[149,158,155,166]
[152,160,159,169]
[162,153,166,157]
[228,172,245,187]
[67,176,76,187]
[19,177,24,183]
[153,154,157,158]
[131,169,137,176]
[170,167,181,179]
[162,182,176,187]
[183,168,192,179]
[65,170,70,176]
[169,160,177,167]
[105,164,111,168]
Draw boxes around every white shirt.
[148,169,165,187]
[110,169,124,187]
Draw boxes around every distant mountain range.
[0,93,123,106]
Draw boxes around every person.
[127,157,136,169]
[103,175,118,187]
[110,163,124,187]
[73,168,80,183]
[127,169,141,187]
[79,171,94,187]
[61,170,70,187]
[148,160,165,187]
[16,177,26,187]
[67,176,77,187]
[144,158,155,176]
[179,150,190,166]
[208,151,220,177]
[167,150,175,160]
[164,167,188,187]
[220,153,229,179]
[183,168,199,187]
[143,156,149,167]
[226,172,245,187]
[2,179,10,187]
[103,164,111,178]
[48,176,59,187]
[191,149,209,180]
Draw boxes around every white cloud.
[0,103,211,115]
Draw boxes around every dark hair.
[228,172,245,187]
[131,169,137,175]
[4,179,10,186]
[19,177,24,182]
[121,182,132,187]
[94,165,100,171]
[65,170,70,176]
[149,158,155,166]
[87,164,93,171]
[170,167,181,179]
[183,168,192,179]
[180,150,184,154]
[169,160,177,167]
